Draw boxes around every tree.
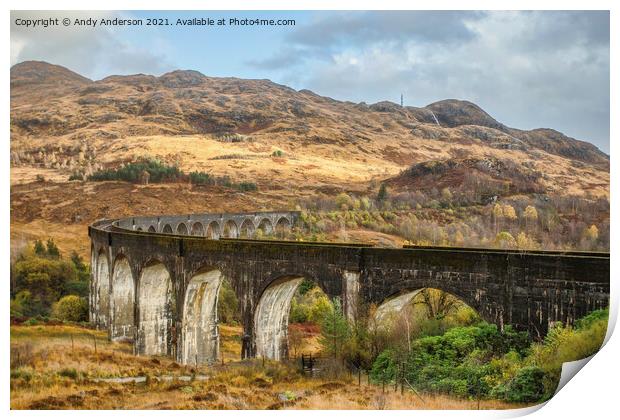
[335,193,353,210]
[377,183,389,202]
[441,187,453,203]
[493,203,503,233]
[319,297,350,359]
[502,204,517,223]
[495,231,517,249]
[370,349,397,384]
[523,205,538,231]
[33,240,46,256]
[414,289,460,320]
[585,224,599,241]
[46,238,60,259]
[454,230,465,246]
[217,280,240,324]
[12,255,78,316]
[52,295,88,322]
[70,251,86,272]
[516,232,537,250]
[288,327,304,358]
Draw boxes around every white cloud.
[10,11,174,80]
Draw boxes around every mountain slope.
[9,60,609,201]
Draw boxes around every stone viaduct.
[89,211,610,364]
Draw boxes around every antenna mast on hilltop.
[400,93,404,107]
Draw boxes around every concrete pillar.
[343,270,360,323]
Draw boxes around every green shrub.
[12,256,78,316]
[575,308,608,330]
[88,158,181,183]
[58,367,79,379]
[370,349,397,384]
[238,182,258,192]
[217,280,240,324]
[289,299,309,323]
[502,366,545,402]
[10,368,33,382]
[189,171,211,185]
[52,295,88,322]
[298,279,315,295]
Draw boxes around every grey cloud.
[250,11,483,71]
[246,47,307,70]
[289,11,484,47]
[265,11,609,152]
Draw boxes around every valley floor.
[10,324,527,410]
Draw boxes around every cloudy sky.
[11,10,610,152]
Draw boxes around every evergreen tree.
[33,240,46,256]
[46,238,60,259]
[319,297,350,359]
[377,183,389,202]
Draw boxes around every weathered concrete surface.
[137,262,175,356]
[343,270,360,322]
[110,257,134,341]
[181,270,222,365]
[254,276,303,361]
[89,212,610,365]
[94,251,110,329]
[374,289,422,325]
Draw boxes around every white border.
[2,1,617,419]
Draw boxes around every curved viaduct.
[89,211,610,364]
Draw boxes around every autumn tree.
[523,205,538,231]
[413,289,460,320]
[503,204,518,224]
[493,203,503,234]
[495,231,517,249]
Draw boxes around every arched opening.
[287,279,332,358]
[222,220,239,238]
[162,224,173,234]
[191,222,205,236]
[371,288,480,352]
[148,226,156,233]
[254,276,331,361]
[176,223,189,235]
[137,261,175,356]
[275,217,291,238]
[239,219,255,238]
[95,251,110,329]
[257,218,273,236]
[136,227,143,232]
[111,256,135,341]
[206,221,220,239]
[181,269,223,365]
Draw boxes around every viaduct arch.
[90,210,610,364]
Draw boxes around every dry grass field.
[10,324,527,410]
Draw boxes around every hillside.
[9,61,610,255]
